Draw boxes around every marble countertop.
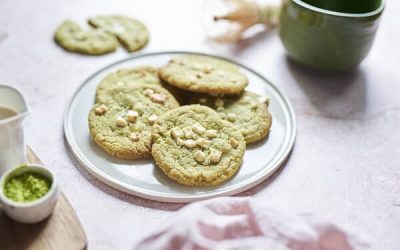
[0,0,399,249]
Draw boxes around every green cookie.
[96,66,161,102]
[160,55,248,95]
[152,105,246,186]
[89,15,149,52]
[189,91,272,144]
[55,20,118,55]
[89,84,179,159]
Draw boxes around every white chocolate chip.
[203,65,213,73]
[148,114,158,125]
[116,117,127,127]
[199,98,207,103]
[95,105,108,115]
[183,139,196,148]
[129,133,140,142]
[214,98,224,107]
[126,110,138,123]
[150,93,166,104]
[183,126,195,139]
[171,127,184,139]
[229,137,239,148]
[194,150,205,163]
[210,150,222,164]
[196,138,210,149]
[227,113,236,122]
[116,81,124,87]
[192,123,206,134]
[205,129,218,138]
[143,89,154,96]
[177,138,185,146]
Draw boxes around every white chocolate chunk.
[205,129,218,138]
[194,150,205,163]
[250,101,258,109]
[150,93,166,104]
[196,138,210,149]
[116,81,124,87]
[183,139,196,148]
[129,133,140,142]
[227,113,236,122]
[229,137,239,148]
[171,127,184,138]
[143,89,154,96]
[95,105,108,115]
[116,117,127,127]
[199,98,207,103]
[183,126,195,139]
[148,114,158,125]
[126,110,138,123]
[177,138,185,146]
[210,150,222,164]
[192,123,206,134]
[214,98,224,107]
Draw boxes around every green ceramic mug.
[279,0,385,71]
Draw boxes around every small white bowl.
[0,164,59,223]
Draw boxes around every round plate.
[64,51,296,203]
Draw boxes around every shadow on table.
[286,57,367,120]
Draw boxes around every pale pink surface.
[0,0,399,249]
[134,197,370,250]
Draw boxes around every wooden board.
[0,147,87,250]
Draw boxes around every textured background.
[0,0,399,249]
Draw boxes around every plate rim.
[64,51,296,203]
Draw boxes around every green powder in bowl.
[4,172,51,203]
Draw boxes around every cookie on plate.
[95,66,161,102]
[159,55,248,95]
[55,20,118,55]
[88,15,149,52]
[152,105,246,186]
[89,84,179,159]
[189,91,272,144]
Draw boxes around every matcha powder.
[4,172,51,202]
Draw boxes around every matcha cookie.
[95,66,161,102]
[89,84,179,159]
[189,91,272,144]
[55,20,118,55]
[89,15,149,52]
[159,55,248,95]
[152,105,246,186]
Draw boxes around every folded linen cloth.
[133,197,371,250]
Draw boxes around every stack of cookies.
[88,55,272,187]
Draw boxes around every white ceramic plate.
[64,51,296,203]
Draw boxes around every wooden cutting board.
[0,147,87,250]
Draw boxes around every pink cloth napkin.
[133,197,371,250]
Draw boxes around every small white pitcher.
[0,84,30,175]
